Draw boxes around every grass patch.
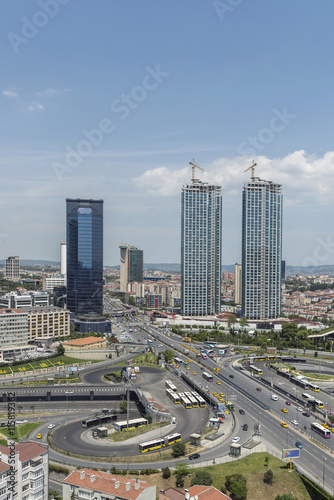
[0,422,40,442]
[107,422,168,442]
[1,355,99,375]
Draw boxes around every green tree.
[119,400,127,413]
[171,442,186,457]
[57,343,65,356]
[263,469,274,485]
[275,495,298,500]
[174,463,189,477]
[162,467,171,479]
[264,456,269,467]
[163,349,175,363]
[191,471,213,486]
[230,482,247,500]
[227,315,237,328]
[239,316,248,328]
[225,474,246,491]
[128,296,135,306]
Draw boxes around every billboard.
[282,449,300,459]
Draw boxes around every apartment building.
[63,469,156,500]
[0,441,48,500]
[4,256,20,281]
[25,306,70,342]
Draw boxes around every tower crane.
[244,160,257,180]
[188,159,204,181]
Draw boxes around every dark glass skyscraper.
[66,199,103,318]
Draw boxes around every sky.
[1,0,334,267]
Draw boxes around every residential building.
[120,244,144,293]
[5,256,20,281]
[63,469,156,500]
[146,294,162,309]
[234,263,242,304]
[25,306,70,343]
[0,308,28,348]
[63,336,107,350]
[242,175,282,320]
[66,199,109,333]
[0,441,48,500]
[181,177,222,315]
[159,485,231,500]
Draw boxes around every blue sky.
[1,0,334,266]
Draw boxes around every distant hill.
[0,260,59,268]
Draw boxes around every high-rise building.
[281,259,286,280]
[181,178,222,316]
[66,199,106,332]
[234,264,242,304]
[60,243,67,275]
[5,256,20,280]
[242,176,282,320]
[119,244,143,293]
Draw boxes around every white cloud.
[2,89,18,98]
[35,88,71,97]
[27,101,45,112]
[132,150,334,206]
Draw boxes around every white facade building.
[5,256,20,281]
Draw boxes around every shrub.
[264,469,274,485]
[191,471,213,486]
[162,467,171,479]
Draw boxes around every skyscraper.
[66,199,104,330]
[181,178,222,316]
[242,176,282,320]
[119,244,143,293]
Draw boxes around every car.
[242,424,248,431]
[186,366,190,370]
[65,390,74,394]
[213,392,218,397]
[280,422,288,428]
[256,387,262,391]
[295,441,303,449]
[189,453,200,460]
[36,434,42,439]
[271,395,278,401]
[229,374,234,378]
[239,409,245,415]
[232,436,240,443]
[296,407,303,412]
[48,424,55,429]
[285,401,291,406]
[228,359,232,362]
[291,420,298,426]
[192,371,197,375]
[219,393,225,397]
[16,420,28,424]
[216,380,221,385]
[302,412,311,417]
[281,408,288,413]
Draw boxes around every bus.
[166,388,181,404]
[179,393,192,409]
[184,392,199,407]
[302,393,312,400]
[309,382,320,392]
[204,342,217,348]
[82,414,117,428]
[308,398,324,409]
[113,418,148,432]
[249,365,263,375]
[174,357,183,365]
[310,422,331,439]
[139,433,182,452]
[191,392,206,408]
[226,401,234,411]
[290,377,309,390]
[165,380,177,392]
[202,371,213,382]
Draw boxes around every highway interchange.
[1,310,334,495]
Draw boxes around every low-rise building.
[63,469,156,500]
[63,336,107,350]
[0,291,51,310]
[160,486,231,500]
[0,441,48,499]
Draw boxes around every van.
[271,395,278,401]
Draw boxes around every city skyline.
[1,2,334,266]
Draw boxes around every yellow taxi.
[186,366,190,370]
[219,392,225,397]
[36,433,42,439]
[213,392,219,397]
[281,408,288,413]
[228,358,232,362]
[192,371,197,375]
[216,380,221,385]
[280,422,288,428]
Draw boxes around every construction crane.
[244,160,257,180]
[189,159,204,181]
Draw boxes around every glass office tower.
[66,199,103,318]
[181,179,222,316]
[242,177,282,320]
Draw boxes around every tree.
[171,442,186,457]
[163,349,175,363]
[263,469,274,485]
[275,495,298,500]
[191,470,213,486]
[264,456,269,467]
[128,296,135,306]
[225,474,246,491]
[119,400,127,413]
[162,467,171,479]
[230,482,247,500]
[239,316,248,328]
[57,343,65,356]
[174,463,189,477]
[227,315,237,328]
